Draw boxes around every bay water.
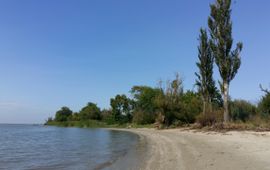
[0,124,139,170]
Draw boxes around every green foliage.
[180,91,202,123]
[132,110,154,125]
[208,0,243,83]
[230,100,257,122]
[100,109,112,121]
[195,28,217,113]
[110,94,134,124]
[71,112,80,121]
[131,86,162,124]
[54,106,73,122]
[79,102,101,120]
[100,109,117,125]
[212,90,223,109]
[46,120,107,128]
[156,74,185,126]
[258,85,270,117]
[208,0,243,122]
[258,93,270,117]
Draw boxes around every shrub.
[100,109,112,121]
[230,99,257,122]
[132,110,156,125]
[178,91,202,123]
[170,119,186,128]
[196,110,223,127]
[130,86,162,124]
[102,112,115,125]
[258,93,270,117]
[55,107,73,122]
[248,115,270,128]
[104,115,115,125]
[71,112,80,121]
[79,102,101,120]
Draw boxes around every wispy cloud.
[0,101,24,109]
[0,102,18,106]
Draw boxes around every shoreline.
[107,129,148,170]
[108,128,270,170]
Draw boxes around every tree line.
[46,0,270,128]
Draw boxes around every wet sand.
[110,128,270,170]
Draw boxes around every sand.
[110,128,270,170]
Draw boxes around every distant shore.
[109,128,270,170]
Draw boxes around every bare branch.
[259,84,270,95]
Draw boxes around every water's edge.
[43,126,148,170]
[103,129,148,170]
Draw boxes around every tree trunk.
[223,81,230,123]
[203,100,206,115]
[209,98,213,112]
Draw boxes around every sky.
[0,0,269,124]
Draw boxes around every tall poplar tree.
[195,28,216,114]
[208,0,243,122]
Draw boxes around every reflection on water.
[0,124,138,170]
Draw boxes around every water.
[0,124,139,170]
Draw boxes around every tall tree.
[54,106,73,122]
[110,94,133,123]
[195,28,217,114]
[208,0,243,122]
[131,86,162,124]
[79,102,101,120]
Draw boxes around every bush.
[110,94,133,123]
[230,99,257,122]
[103,115,115,125]
[55,107,73,122]
[100,109,112,121]
[196,110,223,127]
[258,93,270,116]
[79,102,101,120]
[131,86,162,123]
[170,120,186,128]
[132,110,156,125]
[248,115,270,128]
[101,110,115,125]
[178,91,202,123]
[71,112,80,121]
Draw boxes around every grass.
[45,120,155,129]
[192,118,270,132]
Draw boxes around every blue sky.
[0,0,269,124]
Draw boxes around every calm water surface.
[0,124,138,170]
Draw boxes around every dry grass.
[194,112,270,132]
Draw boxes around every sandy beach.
[111,128,270,170]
